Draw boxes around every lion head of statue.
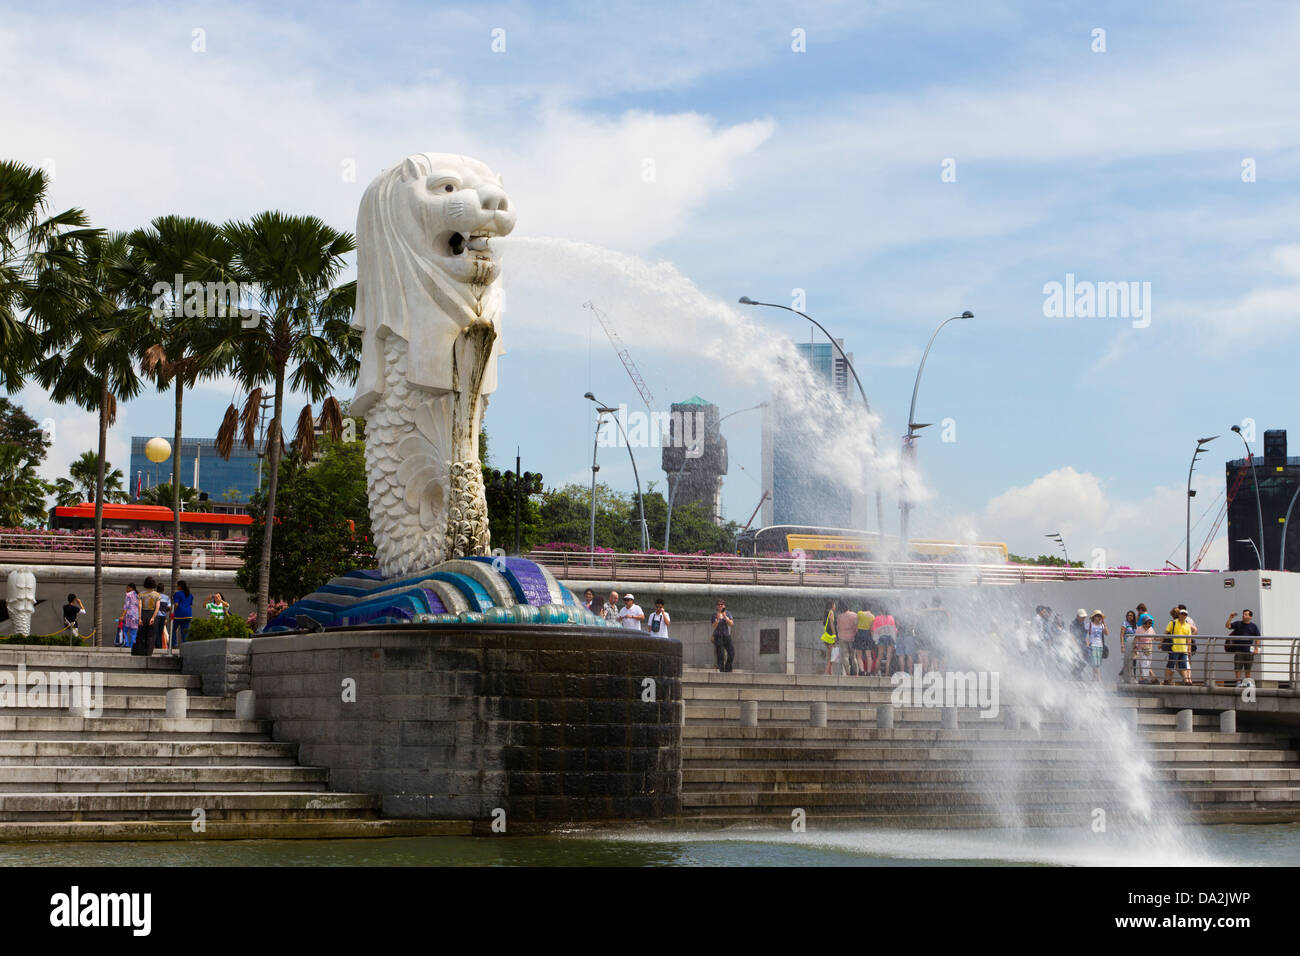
[352,152,517,410]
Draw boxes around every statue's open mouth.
[448,232,492,256]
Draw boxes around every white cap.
[1076,609,1087,618]
[624,593,634,600]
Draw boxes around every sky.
[4,0,1299,568]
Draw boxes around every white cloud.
[974,466,1227,570]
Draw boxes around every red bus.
[51,504,252,541]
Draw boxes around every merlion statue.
[5,569,36,635]
[351,153,516,577]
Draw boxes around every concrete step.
[0,791,379,822]
[682,745,1299,766]
[0,740,299,766]
[0,765,329,792]
[682,765,1300,788]
[0,693,235,719]
[680,725,1288,747]
[683,704,1224,729]
[0,715,271,741]
[0,647,185,670]
[678,787,1164,810]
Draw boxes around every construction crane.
[583,300,656,413]
[1191,457,1251,570]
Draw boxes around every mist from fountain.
[503,234,1211,864]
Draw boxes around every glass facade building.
[128,436,262,505]
[1226,429,1300,572]
[761,341,855,529]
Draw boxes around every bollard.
[810,701,828,728]
[235,689,256,721]
[1175,708,1193,733]
[876,703,895,730]
[740,700,758,728]
[165,688,187,719]
[1003,706,1020,730]
[1219,709,1237,734]
[67,683,86,718]
[941,706,958,730]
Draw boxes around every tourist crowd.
[818,598,951,678]
[1031,602,1262,687]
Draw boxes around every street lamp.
[738,296,884,534]
[1187,436,1217,572]
[585,402,607,554]
[1045,531,1069,565]
[901,311,973,554]
[584,391,649,552]
[1279,484,1300,571]
[1230,425,1267,571]
[664,402,767,550]
[1236,538,1264,569]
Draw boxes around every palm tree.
[0,160,97,392]
[66,450,127,503]
[138,482,205,510]
[206,211,357,628]
[121,216,230,594]
[35,232,145,645]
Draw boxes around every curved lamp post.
[738,296,884,534]
[1236,538,1264,569]
[901,312,973,553]
[1045,531,1069,565]
[1230,425,1267,571]
[585,391,649,551]
[663,401,767,550]
[1187,436,1217,572]
[1279,484,1300,570]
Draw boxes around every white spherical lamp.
[144,437,171,463]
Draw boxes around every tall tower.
[662,397,728,523]
[761,340,855,529]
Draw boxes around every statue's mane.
[352,153,504,412]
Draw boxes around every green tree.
[121,216,231,596]
[0,398,51,461]
[0,160,96,391]
[0,443,51,526]
[1008,552,1084,568]
[138,482,206,510]
[207,211,358,628]
[0,399,52,525]
[62,450,127,503]
[483,466,544,553]
[236,430,374,603]
[34,231,146,644]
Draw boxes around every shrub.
[0,634,87,646]
[188,615,253,642]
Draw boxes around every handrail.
[1118,633,1298,691]
[525,549,1211,588]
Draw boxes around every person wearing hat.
[1163,608,1194,685]
[1069,609,1090,678]
[617,593,644,630]
[1086,610,1108,681]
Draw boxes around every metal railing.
[525,550,1207,589]
[0,532,246,570]
[1117,633,1300,691]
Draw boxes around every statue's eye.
[443,184,454,193]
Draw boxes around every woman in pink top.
[872,607,898,676]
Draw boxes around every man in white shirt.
[647,598,670,638]
[617,593,644,630]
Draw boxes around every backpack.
[1160,636,1172,653]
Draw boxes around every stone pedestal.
[876,704,894,730]
[247,626,682,823]
[165,688,187,719]
[1219,709,1237,733]
[1175,708,1194,733]
[739,700,758,727]
[809,701,827,728]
